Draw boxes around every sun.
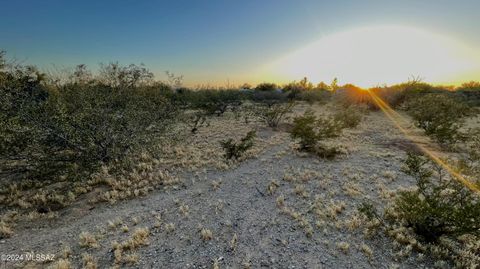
[264,25,480,87]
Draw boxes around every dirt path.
[2,111,433,268]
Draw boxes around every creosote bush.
[220,130,256,160]
[406,94,470,144]
[255,82,277,92]
[256,102,295,127]
[333,105,365,128]
[394,153,480,242]
[0,54,179,183]
[289,110,345,158]
[359,152,480,266]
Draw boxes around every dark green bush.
[220,130,256,160]
[358,152,480,267]
[406,94,470,144]
[0,59,178,181]
[255,82,277,92]
[395,153,480,242]
[359,152,480,243]
[290,110,345,158]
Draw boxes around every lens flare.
[368,90,480,193]
[265,25,480,87]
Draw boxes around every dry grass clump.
[325,200,346,219]
[0,220,13,238]
[201,228,213,241]
[107,218,122,230]
[280,205,314,238]
[276,195,285,207]
[111,227,149,266]
[360,243,374,259]
[345,213,363,231]
[212,258,220,269]
[130,228,150,247]
[230,233,238,251]
[98,165,180,204]
[267,180,279,195]
[61,245,72,259]
[82,253,98,269]
[165,222,176,233]
[79,231,99,248]
[336,242,350,253]
[123,253,140,265]
[179,204,190,216]
[293,184,309,198]
[47,258,72,269]
[121,224,129,233]
[157,114,281,171]
[342,181,363,197]
[212,180,222,191]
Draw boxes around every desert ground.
[2,102,464,269]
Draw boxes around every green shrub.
[406,94,470,144]
[256,102,295,127]
[290,110,345,158]
[220,130,256,160]
[0,61,179,181]
[395,153,480,241]
[358,152,480,266]
[333,105,364,128]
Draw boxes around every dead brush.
[267,180,279,195]
[276,195,285,207]
[212,180,222,191]
[179,204,190,216]
[336,242,350,254]
[200,228,213,241]
[79,231,99,248]
[230,233,238,251]
[81,253,98,269]
[48,258,72,269]
[130,228,150,247]
[111,228,149,266]
[0,221,13,238]
[294,184,309,198]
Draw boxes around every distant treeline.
[1,50,479,183]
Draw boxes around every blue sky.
[1,0,479,86]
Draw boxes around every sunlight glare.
[266,26,480,87]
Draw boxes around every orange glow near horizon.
[261,25,480,88]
